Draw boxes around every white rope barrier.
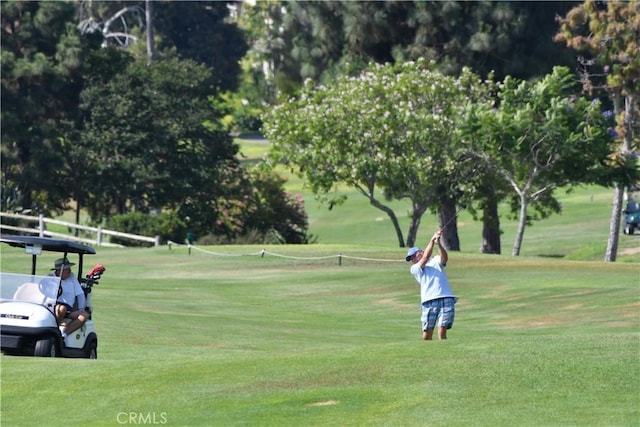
[166,240,404,264]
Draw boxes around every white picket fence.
[0,212,159,247]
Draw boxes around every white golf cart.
[0,235,104,358]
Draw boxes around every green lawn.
[0,244,638,426]
[1,138,638,426]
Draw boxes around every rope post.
[38,214,45,237]
[338,254,342,266]
[168,241,172,251]
[261,249,265,258]
[188,245,191,255]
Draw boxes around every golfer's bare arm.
[437,240,448,265]
[419,231,441,268]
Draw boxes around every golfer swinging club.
[405,230,458,340]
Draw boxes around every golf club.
[440,205,465,231]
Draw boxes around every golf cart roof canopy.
[0,235,96,255]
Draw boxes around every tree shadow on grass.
[537,253,565,258]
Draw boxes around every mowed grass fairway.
[2,138,639,426]
[1,244,638,426]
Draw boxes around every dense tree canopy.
[1,0,308,244]
[240,0,580,100]
[555,0,640,261]
[3,0,636,252]
[77,54,309,243]
[264,62,619,254]
[79,56,237,216]
[77,0,247,91]
[461,66,621,255]
[153,1,248,91]
[264,60,486,249]
[1,1,98,214]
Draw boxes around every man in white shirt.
[51,257,88,339]
[406,230,458,340]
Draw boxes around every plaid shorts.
[421,297,457,331]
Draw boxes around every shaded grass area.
[1,245,638,426]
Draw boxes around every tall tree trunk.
[438,199,460,251]
[405,217,419,248]
[481,192,501,254]
[406,202,427,248]
[605,93,635,262]
[369,196,406,247]
[605,184,624,262]
[512,195,528,256]
[146,0,154,64]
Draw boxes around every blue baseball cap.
[405,247,420,262]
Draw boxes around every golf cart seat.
[13,282,56,307]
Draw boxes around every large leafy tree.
[79,55,308,243]
[555,0,640,262]
[461,67,620,255]
[1,1,101,214]
[60,45,135,226]
[79,57,238,223]
[243,0,579,252]
[1,0,307,243]
[264,60,484,248]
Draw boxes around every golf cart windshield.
[0,272,59,308]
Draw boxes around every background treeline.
[2,0,308,245]
[1,1,637,258]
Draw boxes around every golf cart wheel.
[625,224,635,235]
[34,337,57,357]
[85,338,98,359]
